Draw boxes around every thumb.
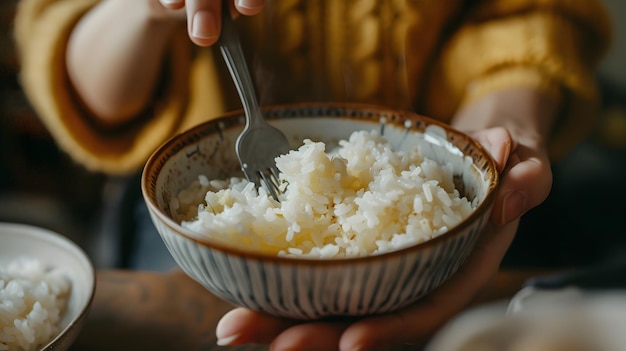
[467,127,514,172]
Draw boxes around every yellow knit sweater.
[14,0,611,175]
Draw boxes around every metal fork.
[218,3,289,201]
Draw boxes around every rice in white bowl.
[172,130,476,258]
[0,257,71,351]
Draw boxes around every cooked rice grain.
[175,130,475,258]
[0,257,70,351]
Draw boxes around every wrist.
[452,87,560,151]
[457,66,563,144]
[465,67,563,111]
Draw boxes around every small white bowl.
[0,222,95,351]
[142,103,499,320]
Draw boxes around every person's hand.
[453,87,556,228]
[154,0,265,46]
[213,87,557,350]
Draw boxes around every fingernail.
[161,0,183,5]
[237,0,264,10]
[192,11,218,39]
[216,334,240,346]
[216,316,240,346]
[502,191,526,224]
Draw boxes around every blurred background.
[1,0,625,270]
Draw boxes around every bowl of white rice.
[0,222,95,351]
[142,103,499,319]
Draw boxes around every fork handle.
[219,1,264,130]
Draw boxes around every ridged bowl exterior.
[142,103,498,319]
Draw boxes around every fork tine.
[268,165,281,187]
[242,165,260,186]
[259,167,281,201]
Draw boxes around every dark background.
[0,1,107,263]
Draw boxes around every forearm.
[66,0,183,126]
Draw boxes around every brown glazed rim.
[141,102,500,266]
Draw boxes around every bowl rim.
[0,222,96,350]
[141,102,499,265]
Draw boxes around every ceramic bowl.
[0,222,95,351]
[141,103,499,320]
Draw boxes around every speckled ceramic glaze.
[142,103,499,319]
[0,222,95,351]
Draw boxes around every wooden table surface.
[69,269,547,351]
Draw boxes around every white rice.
[174,130,475,258]
[0,257,71,351]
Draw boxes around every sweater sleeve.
[434,0,612,158]
[14,0,195,175]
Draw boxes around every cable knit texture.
[14,0,611,174]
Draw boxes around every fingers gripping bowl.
[141,103,499,320]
